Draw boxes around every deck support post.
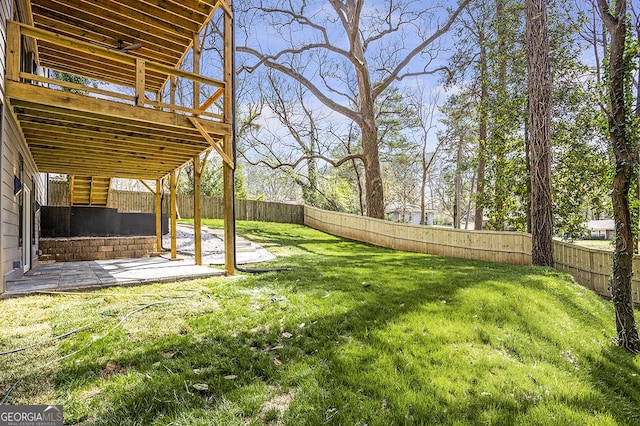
[193,156,202,265]
[222,1,235,275]
[170,170,177,259]
[155,179,162,253]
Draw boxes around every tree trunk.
[361,123,384,218]
[454,134,464,229]
[598,0,640,353]
[475,24,488,231]
[527,0,553,267]
[466,170,476,230]
[420,145,428,225]
[302,156,320,207]
[524,99,532,235]
[493,0,507,232]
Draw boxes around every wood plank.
[6,20,21,81]
[222,7,235,275]
[31,4,186,59]
[6,81,231,135]
[13,104,213,141]
[200,88,224,112]
[193,31,201,114]
[189,117,234,168]
[32,153,174,172]
[34,0,193,44]
[166,0,214,17]
[18,22,225,88]
[19,72,136,103]
[135,58,146,106]
[194,155,202,265]
[106,0,203,32]
[156,179,162,252]
[170,169,177,258]
[36,162,167,179]
[140,0,210,22]
[32,13,180,64]
[28,147,179,170]
[22,130,204,158]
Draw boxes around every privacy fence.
[303,206,640,304]
[48,181,639,303]
[48,181,304,224]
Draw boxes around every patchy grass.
[1,220,640,425]
[572,239,615,251]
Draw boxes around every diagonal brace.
[188,117,235,169]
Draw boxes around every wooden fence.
[304,206,640,303]
[48,181,640,302]
[48,181,304,224]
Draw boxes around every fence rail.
[49,181,640,303]
[304,206,640,304]
[49,181,304,224]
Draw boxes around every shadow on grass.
[51,227,640,425]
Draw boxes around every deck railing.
[6,20,226,121]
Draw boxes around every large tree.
[236,0,470,218]
[597,0,640,353]
[526,0,553,266]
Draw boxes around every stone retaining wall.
[39,237,156,262]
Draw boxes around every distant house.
[386,203,435,225]
[587,220,615,240]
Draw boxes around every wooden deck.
[6,0,237,274]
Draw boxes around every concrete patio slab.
[4,257,224,297]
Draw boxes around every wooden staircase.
[70,176,111,207]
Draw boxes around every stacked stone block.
[39,237,156,262]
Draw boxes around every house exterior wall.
[1,104,46,290]
[0,0,9,94]
[0,0,47,292]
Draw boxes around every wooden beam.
[105,178,112,206]
[16,21,225,88]
[170,169,177,259]
[6,81,231,135]
[139,179,156,195]
[6,20,21,81]
[136,58,146,106]
[222,2,235,276]
[143,99,223,120]
[188,117,234,168]
[31,12,181,64]
[20,72,136,103]
[218,0,233,17]
[14,103,217,142]
[169,76,177,112]
[193,155,202,265]
[69,175,75,206]
[35,0,194,43]
[199,88,224,112]
[156,179,163,253]
[193,31,201,115]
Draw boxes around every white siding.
[1,103,45,289]
[0,0,12,95]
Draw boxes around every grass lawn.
[572,239,615,251]
[1,220,640,425]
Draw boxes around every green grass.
[1,220,640,425]
[572,239,615,251]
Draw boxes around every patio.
[3,257,224,297]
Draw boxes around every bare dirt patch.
[259,388,296,425]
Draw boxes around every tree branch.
[237,46,362,123]
[239,152,364,170]
[372,0,472,99]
